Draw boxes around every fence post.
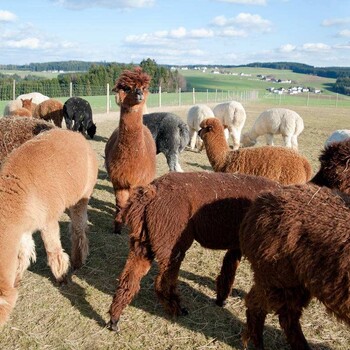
[12,79,16,100]
[158,85,162,107]
[215,89,217,102]
[336,93,338,107]
[206,89,209,103]
[106,83,110,114]
[178,88,181,106]
[69,82,73,97]
[192,88,195,105]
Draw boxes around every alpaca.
[8,99,34,118]
[105,67,156,233]
[241,108,304,150]
[63,97,96,139]
[143,112,190,172]
[33,98,64,127]
[107,172,280,332]
[239,183,350,350]
[186,104,216,151]
[325,129,350,146]
[311,138,350,194]
[213,101,246,150]
[199,118,312,185]
[0,128,98,326]
[3,92,48,116]
[0,116,55,166]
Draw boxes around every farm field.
[0,102,349,350]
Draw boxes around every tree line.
[0,59,187,100]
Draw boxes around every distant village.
[171,66,322,95]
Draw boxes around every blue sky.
[0,0,350,67]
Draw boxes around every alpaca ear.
[223,124,229,129]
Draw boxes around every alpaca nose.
[135,88,143,101]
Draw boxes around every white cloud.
[217,28,247,37]
[52,0,154,9]
[338,29,350,38]
[215,0,266,4]
[279,44,296,53]
[5,38,41,49]
[211,13,272,32]
[0,10,17,22]
[322,17,350,27]
[301,43,331,52]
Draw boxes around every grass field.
[0,102,349,350]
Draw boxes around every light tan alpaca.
[0,129,98,326]
[8,99,35,117]
[199,118,312,185]
[105,67,156,233]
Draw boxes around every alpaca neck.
[118,103,145,143]
[247,127,259,141]
[204,133,230,171]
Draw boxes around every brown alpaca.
[0,129,98,326]
[9,99,35,117]
[105,67,156,233]
[311,138,350,194]
[0,116,55,166]
[199,118,312,185]
[107,172,280,332]
[239,183,350,350]
[33,98,64,127]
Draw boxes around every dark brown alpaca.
[107,172,279,332]
[311,138,350,194]
[105,67,156,233]
[239,183,350,350]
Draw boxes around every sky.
[0,0,350,67]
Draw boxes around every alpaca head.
[312,139,350,193]
[21,98,33,110]
[198,118,225,140]
[241,132,257,147]
[112,67,151,108]
[87,123,97,139]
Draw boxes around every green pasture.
[0,69,60,79]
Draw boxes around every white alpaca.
[325,129,350,146]
[187,104,215,151]
[241,108,304,150]
[213,101,246,150]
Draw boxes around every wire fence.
[1,80,349,114]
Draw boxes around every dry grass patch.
[0,102,349,350]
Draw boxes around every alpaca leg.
[165,152,183,172]
[291,135,298,150]
[68,198,89,270]
[114,189,130,234]
[229,126,241,150]
[189,129,198,150]
[0,235,22,325]
[41,221,70,283]
[155,257,187,317]
[282,135,292,148]
[108,251,152,332]
[215,248,241,306]
[15,233,36,287]
[242,284,267,350]
[277,289,311,350]
[265,133,274,146]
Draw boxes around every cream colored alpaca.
[0,129,98,326]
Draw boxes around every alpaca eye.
[123,87,131,93]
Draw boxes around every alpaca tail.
[121,184,157,253]
[178,122,190,153]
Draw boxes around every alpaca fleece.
[107,171,279,332]
[105,67,156,233]
[63,97,96,139]
[241,108,304,150]
[0,116,55,165]
[213,101,246,150]
[199,117,312,185]
[239,183,350,350]
[311,138,350,194]
[0,128,98,326]
[33,98,64,127]
[143,112,190,172]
